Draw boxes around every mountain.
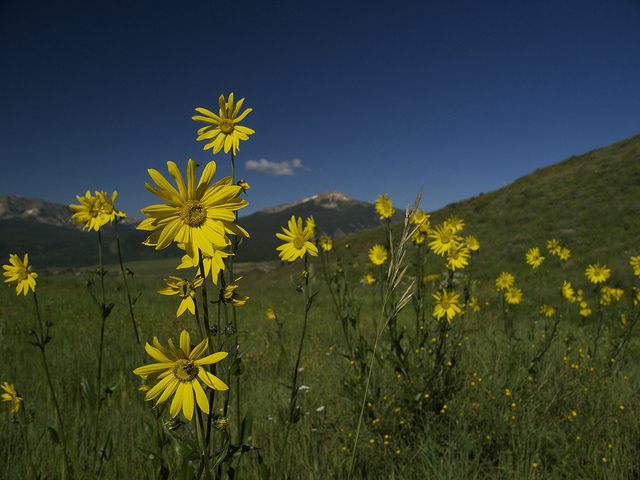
[0,191,397,268]
[237,191,403,262]
[0,196,178,270]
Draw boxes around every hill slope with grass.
[327,133,640,294]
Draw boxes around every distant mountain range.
[0,191,400,269]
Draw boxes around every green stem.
[92,228,108,476]
[33,293,74,479]
[114,219,140,344]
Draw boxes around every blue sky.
[1,0,639,218]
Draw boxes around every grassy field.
[2,218,640,479]
[2,134,640,479]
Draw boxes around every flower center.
[293,236,305,250]
[174,359,199,382]
[219,119,234,135]
[441,233,451,244]
[441,300,451,310]
[181,201,207,227]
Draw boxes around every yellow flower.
[368,244,387,266]
[176,243,233,283]
[446,244,470,271]
[3,254,37,296]
[158,276,204,317]
[468,296,480,312]
[464,236,480,251]
[193,93,254,155]
[266,308,277,320]
[540,304,555,317]
[444,215,464,233]
[375,194,394,219]
[559,247,571,261]
[428,225,460,256]
[222,277,249,306]
[365,272,375,284]
[630,256,640,277]
[305,216,317,237]
[95,190,126,225]
[1,382,22,414]
[525,247,545,269]
[276,216,319,262]
[432,289,462,322]
[627,287,640,305]
[133,330,228,420]
[495,272,514,291]
[561,281,576,302]
[585,263,610,284]
[320,236,333,252]
[137,159,248,259]
[411,209,431,227]
[505,288,522,304]
[547,239,561,256]
[70,191,109,231]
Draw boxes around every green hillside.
[313,133,640,294]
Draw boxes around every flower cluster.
[70,190,126,231]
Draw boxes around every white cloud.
[245,158,309,176]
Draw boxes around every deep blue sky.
[1,0,639,218]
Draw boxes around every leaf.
[80,377,97,407]
[47,426,61,444]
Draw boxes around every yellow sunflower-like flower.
[446,244,470,271]
[547,239,561,256]
[365,272,375,285]
[138,159,248,259]
[133,330,228,420]
[526,247,545,269]
[432,289,461,322]
[368,244,388,266]
[505,288,522,304]
[70,191,108,231]
[464,236,480,251]
[626,287,640,305]
[468,296,480,312]
[630,256,640,277]
[540,304,555,317]
[444,215,464,233]
[97,190,126,224]
[1,382,22,414]
[496,272,514,291]
[266,308,277,320]
[585,263,610,284]
[193,93,254,155]
[3,254,37,296]
[559,247,571,261]
[428,225,460,256]
[305,216,317,237]
[276,216,318,262]
[222,277,249,306]
[319,236,333,252]
[176,243,232,283]
[375,194,394,219]
[561,281,576,302]
[579,302,592,317]
[158,276,204,317]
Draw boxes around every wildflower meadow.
[2,95,640,479]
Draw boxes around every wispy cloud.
[244,158,309,176]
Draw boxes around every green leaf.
[47,426,60,444]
